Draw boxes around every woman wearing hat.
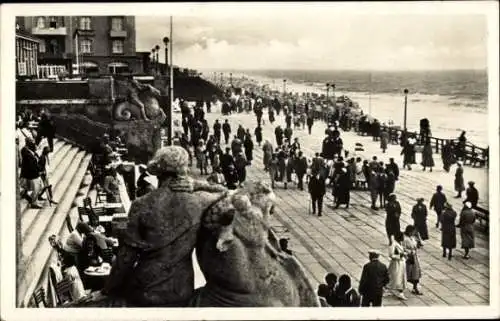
[454,162,465,198]
[441,202,457,260]
[387,231,407,300]
[457,202,476,259]
[101,146,227,307]
[402,225,423,295]
[385,194,402,245]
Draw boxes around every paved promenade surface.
[175,107,490,307]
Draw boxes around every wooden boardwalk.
[177,108,489,307]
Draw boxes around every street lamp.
[155,44,160,74]
[230,72,233,86]
[163,37,170,75]
[326,83,331,100]
[151,48,156,75]
[283,79,287,95]
[220,72,223,86]
[403,88,409,131]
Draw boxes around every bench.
[474,206,489,231]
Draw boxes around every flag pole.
[169,15,174,145]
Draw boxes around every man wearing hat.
[457,201,476,260]
[385,194,402,245]
[411,198,429,241]
[358,250,390,307]
[430,185,447,228]
[464,181,479,208]
[454,161,465,198]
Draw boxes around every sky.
[136,11,488,71]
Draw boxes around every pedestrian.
[334,168,351,209]
[222,119,231,145]
[254,125,263,147]
[294,151,308,191]
[268,153,279,189]
[369,170,380,210]
[421,139,435,172]
[355,157,366,190]
[308,173,326,217]
[243,131,254,165]
[234,152,247,187]
[380,129,389,153]
[213,119,222,145]
[275,125,284,147]
[36,112,56,152]
[284,126,293,142]
[262,140,273,171]
[20,137,43,209]
[334,274,361,307]
[401,142,414,170]
[225,164,239,190]
[457,201,476,259]
[464,181,479,208]
[359,250,390,307]
[317,284,331,307]
[236,124,245,141]
[386,158,400,181]
[377,169,388,208]
[195,140,208,175]
[402,225,423,296]
[384,170,396,203]
[385,194,402,245]
[268,107,275,124]
[231,136,243,157]
[38,146,58,205]
[411,198,429,241]
[277,148,288,189]
[306,113,314,135]
[454,162,465,198]
[387,231,407,300]
[430,185,447,228]
[325,272,338,306]
[441,140,455,172]
[441,202,457,260]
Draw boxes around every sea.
[216,69,489,148]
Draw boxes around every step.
[22,150,86,258]
[21,146,80,239]
[18,153,92,307]
[19,141,72,215]
[25,172,93,307]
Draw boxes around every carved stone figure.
[190,181,320,307]
[113,79,166,122]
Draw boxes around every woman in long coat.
[421,140,435,172]
[441,140,455,172]
[268,154,279,189]
[400,143,414,170]
[457,202,476,259]
[402,225,423,295]
[243,133,254,164]
[262,140,273,171]
[411,198,429,241]
[454,162,465,198]
[268,107,275,124]
[380,129,389,153]
[387,231,407,300]
[334,168,351,209]
[254,125,263,146]
[441,202,457,260]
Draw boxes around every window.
[49,17,57,28]
[80,39,92,54]
[111,17,123,31]
[36,17,46,29]
[112,40,124,54]
[18,62,27,76]
[80,17,91,30]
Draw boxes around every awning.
[81,61,98,68]
[108,62,129,68]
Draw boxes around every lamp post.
[151,48,156,74]
[155,44,160,74]
[326,83,330,100]
[331,83,336,103]
[220,72,223,86]
[230,72,233,87]
[283,79,287,95]
[403,88,409,131]
[163,37,169,76]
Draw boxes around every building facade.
[16,26,41,79]
[18,16,143,77]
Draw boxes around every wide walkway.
[174,106,489,307]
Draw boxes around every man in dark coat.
[358,250,390,307]
[219,147,234,181]
[376,170,388,208]
[293,151,308,191]
[464,181,479,208]
[243,132,254,165]
[368,170,380,210]
[308,173,326,217]
[441,202,457,260]
[230,136,243,158]
[285,113,292,128]
[234,152,248,187]
[321,136,336,160]
[385,194,401,245]
[225,164,239,190]
[430,185,447,228]
[284,126,293,142]
[20,137,43,208]
[411,198,429,241]
[306,113,314,135]
[384,170,396,202]
[222,119,231,145]
[213,119,222,145]
[268,107,275,124]
[334,168,351,209]
[311,153,325,177]
[274,125,284,147]
[236,124,246,141]
[386,158,400,180]
[254,125,263,147]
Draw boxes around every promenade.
[182,106,490,307]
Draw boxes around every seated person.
[207,167,226,186]
[103,167,121,203]
[61,254,87,302]
[83,197,100,227]
[63,222,93,273]
[333,274,360,307]
[317,284,331,307]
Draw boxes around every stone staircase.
[17,134,93,307]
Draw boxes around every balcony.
[75,29,95,37]
[39,52,71,60]
[31,27,67,36]
[109,30,127,38]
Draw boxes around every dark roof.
[16,30,41,43]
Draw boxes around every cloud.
[136,13,487,70]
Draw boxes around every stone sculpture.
[113,79,166,122]
[191,181,320,307]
